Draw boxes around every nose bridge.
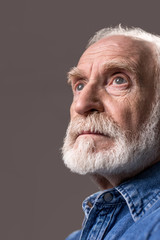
[75,81,104,115]
[83,81,98,99]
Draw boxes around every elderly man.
[62,26,160,240]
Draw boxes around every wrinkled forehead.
[78,35,155,67]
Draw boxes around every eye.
[106,73,130,95]
[75,83,85,91]
[112,76,127,85]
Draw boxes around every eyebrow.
[67,67,86,85]
[102,59,138,75]
[67,59,139,84]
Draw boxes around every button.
[87,201,93,208]
[104,192,113,202]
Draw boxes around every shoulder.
[121,204,160,240]
[147,221,160,240]
[65,230,81,240]
[134,204,160,240]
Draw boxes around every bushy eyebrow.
[102,59,139,76]
[67,59,139,85]
[67,67,86,85]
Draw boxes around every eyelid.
[72,78,86,92]
[108,72,130,86]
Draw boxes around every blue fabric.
[66,162,160,240]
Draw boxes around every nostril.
[74,89,104,115]
[90,109,99,112]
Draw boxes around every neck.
[90,159,160,190]
[90,173,121,190]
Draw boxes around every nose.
[74,83,104,116]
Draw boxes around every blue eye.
[76,83,85,91]
[112,77,127,85]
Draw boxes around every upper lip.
[77,131,107,137]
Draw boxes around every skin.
[68,35,158,189]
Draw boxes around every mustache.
[66,113,123,140]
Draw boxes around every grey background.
[1,0,160,239]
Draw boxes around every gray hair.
[87,25,160,48]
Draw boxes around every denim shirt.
[66,162,160,240]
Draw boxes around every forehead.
[77,35,154,72]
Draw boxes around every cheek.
[108,94,154,133]
[104,97,140,132]
[70,103,76,119]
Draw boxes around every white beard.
[62,102,160,176]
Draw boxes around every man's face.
[62,35,159,177]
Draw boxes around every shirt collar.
[116,162,160,222]
[82,162,160,223]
